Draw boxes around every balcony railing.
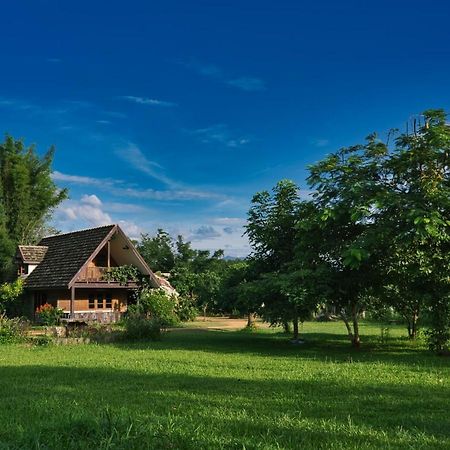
[76,266,139,286]
[77,266,109,282]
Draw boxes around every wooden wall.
[55,289,128,313]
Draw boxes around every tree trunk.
[351,305,360,348]
[283,321,291,334]
[407,312,419,339]
[246,312,255,328]
[292,315,299,341]
[341,305,360,348]
[203,304,207,322]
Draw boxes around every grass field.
[0,321,449,449]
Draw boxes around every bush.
[175,296,198,322]
[123,314,161,341]
[0,279,24,315]
[137,289,179,327]
[36,303,64,326]
[0,314,28,344]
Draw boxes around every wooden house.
[18,224,160,323]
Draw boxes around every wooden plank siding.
[56,289,128,313]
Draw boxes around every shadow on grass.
[110,328,446,369]
[0,365,448,449]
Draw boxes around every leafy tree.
[376,110,450,351]
[246,180,316,339]
[0,136,67,277]
[137,229,176,272]
[0,278,24,314]
[219,260,261,327]
[305,135,390,347]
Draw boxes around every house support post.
[70,286,75,319]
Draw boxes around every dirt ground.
[181,316,271,331]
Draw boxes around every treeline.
[242,109,450,352]
[141,109,450,353]
[0,136,67,279]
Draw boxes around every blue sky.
[1,0,450,256]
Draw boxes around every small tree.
[0,278,23,315]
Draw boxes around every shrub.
[36,303,64,326]
[0,279,24,314]
[123,314,161,341]
[0,314,28,344]
[175,295,198,322]
[138,289,179,327]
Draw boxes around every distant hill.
[223,255,245,261]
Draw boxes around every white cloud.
[119,96,177,107]
[57,198,112,228]
[117,220,143,240]
[52,170,228,202]
[52,171,114,187]
[191,124,251,148]
[115,143,177,187]
[81,194,102,207]
[54,196,142,240]
[212,217,246,226]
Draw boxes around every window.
[88,294,95,309]
[97,293,104,309]
[105,294,112,309]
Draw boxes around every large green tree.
[0,136,67,277]
[246,180,316,339]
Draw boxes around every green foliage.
[136,229,228,318]
[35,303,64,326]
[103,265,140,285]
[133,288,179,327]
[123,314,161,341]
[0,278,23,313]
[240,109,450,350]
[0,313,28,344]
[137,229,176,272]
[245,180,316,338]
[0,135,68,276]
[175,295,198,322]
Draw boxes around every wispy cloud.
[190,124,251,148]
[227,77,266,92]
[52,171,118,187]
[115,143,177,187]
[46,58,62,63]
[179,60,266,92]
[119,96,177,107]
[52,170,227,202]
[311,138,330,147]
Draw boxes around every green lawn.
[0,321,449,449]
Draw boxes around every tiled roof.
[24,225,116,289]
[18,245,48,263]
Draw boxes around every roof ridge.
[19,244,49,248]
[41,224,116,240]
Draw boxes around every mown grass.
[0,321,448,449]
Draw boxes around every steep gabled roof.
[24,225,116,289]
[17,245,48,264]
